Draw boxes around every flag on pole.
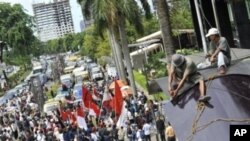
[82,86,93,105]
[82,86,100,116]
[116,102,128,128]
[88,102,100,116]
[102,87,112,109]
[110,80,124,116]
[93,87,101,101]
[76,106,88,130]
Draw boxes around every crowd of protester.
[0,65,173,141]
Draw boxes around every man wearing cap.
[168,54,210,102]
[205,28,231,74]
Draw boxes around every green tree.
[126,17,160,44]
[156,0,175,66]
[71,32,85,51]
[81,26,111,59]
[63,34,74,51]
[0,3,35,55]
[170,0,193,29]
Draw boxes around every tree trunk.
[156,0,175,66]
[107,28,122,78]
[107,27,126,81]
[118,15,137,97]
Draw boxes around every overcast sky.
[0,0,84,33]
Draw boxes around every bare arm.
[168,65,174,91]
[211,47,221,59]
[174,70,189,92]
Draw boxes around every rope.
[186,101,206,141]
[186,74,250,141]
[185,75,215,141]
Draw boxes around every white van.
[60,74,73,88]
[73,67,88,80]
[33,65,43,74]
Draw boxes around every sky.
[0,0,84,33]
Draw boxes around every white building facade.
[33,0,74,42]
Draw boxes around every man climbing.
[168,54,210,102]
[205,28,231,74]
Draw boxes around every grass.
[133,70,169,101]
[46,82,60,100]
[153,92,169,101]
[133,70,147,90]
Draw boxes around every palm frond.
[119,0,144,35]
[139,0,152,19]
[77,0,92,18]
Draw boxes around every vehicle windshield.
[33,68,43,74]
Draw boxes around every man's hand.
[170,89,178,98]
[210,56,216,63]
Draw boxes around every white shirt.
[143,123,151,135]
[136,130,142,141]
[91,132,98,141]
[127,111,133,120]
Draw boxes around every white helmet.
[205,28,219,37]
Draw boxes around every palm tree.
[77,0,151,96]
[156,0,175,68]
[77,0,127,81]
[116,0,151,95]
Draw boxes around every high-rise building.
[33,0,74,42]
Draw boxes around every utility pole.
[31,75,44,112]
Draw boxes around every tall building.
[33,0,74,42]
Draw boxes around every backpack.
[140,130,145,139]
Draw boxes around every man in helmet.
[205,28,231,74]
[168,54,210,102]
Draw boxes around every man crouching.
[168,54,211,102]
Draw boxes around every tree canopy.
[0,3,35,55]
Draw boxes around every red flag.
[102,88,112,109]
[82,86,93,107]
[60,110,68,121]
[69,112,76,124]
[110,80,124,116]
[76,106,85,117]
[82,86,100,116]
[89,102,100,116]
[76,106,88,130]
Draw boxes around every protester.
[168,54,211,102]
[199,28,231,74]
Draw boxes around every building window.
[246,0,250,19]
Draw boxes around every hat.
[205,28,219,37]
[172,54,185,67]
